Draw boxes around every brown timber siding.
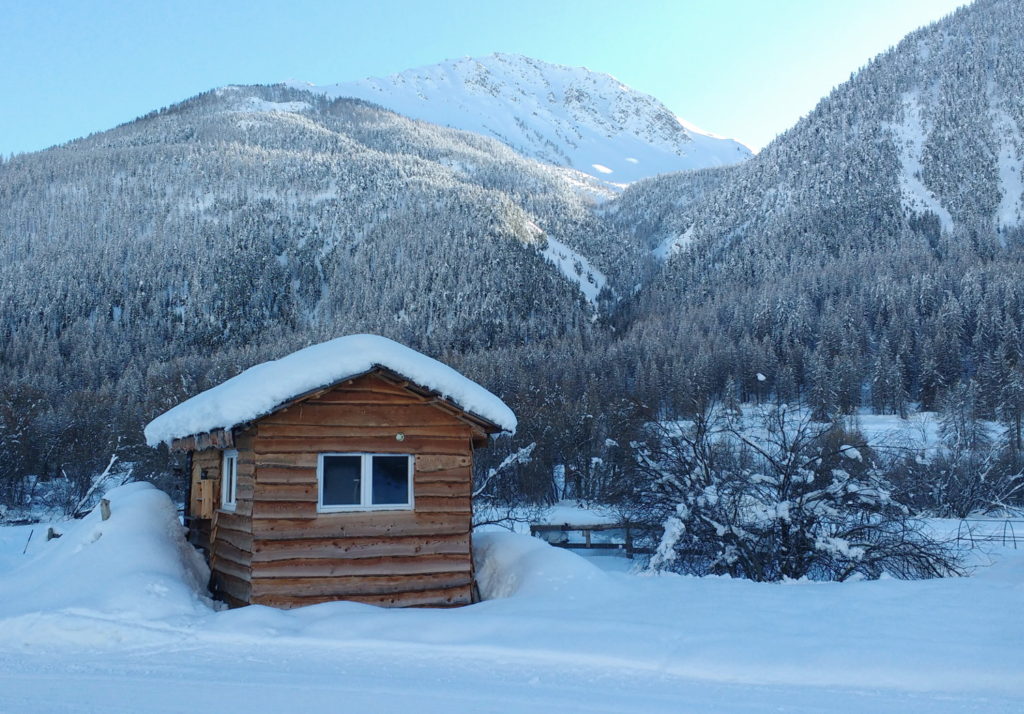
[247,372,477,608]
[188,430,255,607]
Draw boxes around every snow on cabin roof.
[144,334,517,447]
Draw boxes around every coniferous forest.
[2,0,1024,522]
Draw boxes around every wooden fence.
[529,522,654,559]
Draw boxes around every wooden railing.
[529,522,654,558]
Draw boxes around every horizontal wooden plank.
[252,554,471,579]
[415,455,471,472]
[310,393,429,406]
[193,450,221,466]
[250,571,471,598]
[413,480,471,498]
[214,511,252,533]
[254,483,318,502]
[252,498,470,518]
[215,526,253,552]
[251,533,470,562]
[413,496,471,513]
[252,584,473,609]
[255,465,316,484]
[254,435,470,455]
[213,571,250,604]
[258,423,471,439]
[252,501,318,520]
[415,467,472,483]
[254,513,470,540]
[211,539,251,566]
[253,479,468,502]
[254,452,320,468]
[262,404,463,428]
[212,555,250,583]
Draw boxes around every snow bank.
[0,508,1022,710]
[145,334,516,445]
[0,482,213,621]
[473,531,610,599]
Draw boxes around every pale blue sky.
[1,0,967,156]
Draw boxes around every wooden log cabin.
[144,334,516,609]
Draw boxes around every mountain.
[4,3,1024,510]
[610,0,1024,417]
[0,82,648,500]
[622,0,1024,262]
[286,53,752,185]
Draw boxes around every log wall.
[188,430,255,607]
[188,372,480,609]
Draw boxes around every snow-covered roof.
[144,334,516,446]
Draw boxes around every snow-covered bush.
[631,404,960,581]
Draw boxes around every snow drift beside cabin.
[144,334,516,446]
[0,482,213,620]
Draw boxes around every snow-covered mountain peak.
[285,53,752,184]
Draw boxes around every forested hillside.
[609,0,1024,424]
[0,84,637,507]
[2,0,1024,514]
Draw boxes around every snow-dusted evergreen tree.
[634,404,958,581]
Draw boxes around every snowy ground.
[1,483,1022,712]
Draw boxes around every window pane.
[372,456,410,505]
[322,456,361,506]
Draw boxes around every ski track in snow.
[652,226,695,261]
[993,107,1024,231]
[891,94,954,233]
[540,236,608,306]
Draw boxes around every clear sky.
[1,0,968,156]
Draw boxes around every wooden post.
[100,498,111,521]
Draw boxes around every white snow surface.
[2,487,1024,712]
[0,483,213,620]
[891,94,954,233]
[540,235,608,306]
[239,97,312,114]
[144,334,516,445]
[1,489,1023,712]
[993,106,1024,231]
[286,53,752,185]
[652,226,696,260]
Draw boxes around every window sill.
[317,504,414,514]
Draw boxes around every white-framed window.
[221,449,238,512]
[317,453,413,512]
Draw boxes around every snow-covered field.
[1,483,1022,712]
